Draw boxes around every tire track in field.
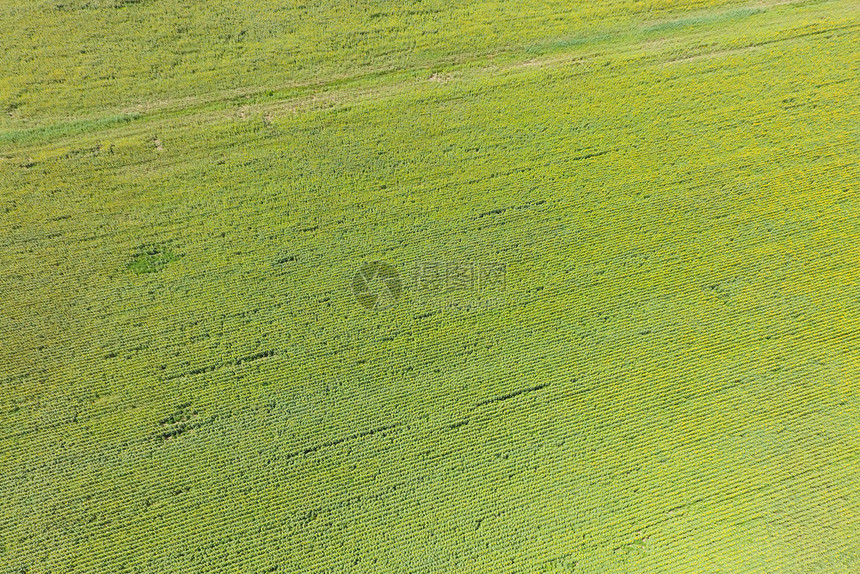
[279,381,556,464]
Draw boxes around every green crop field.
[1,0,859,572]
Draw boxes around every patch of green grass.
[642,6,766,34]
[0,113,141,145]
[127,245,179,274]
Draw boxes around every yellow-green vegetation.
[1,0,859,572]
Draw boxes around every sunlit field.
[1,0,858,572]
